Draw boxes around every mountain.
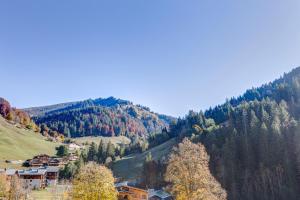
[24,97,175,139]
[166,67,300,200]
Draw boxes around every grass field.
[112,138,176,180]
[29,190,53,200]
[74,135,131,146]
[29,185,71,200]
[0,117,58,168]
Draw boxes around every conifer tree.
[106,141,115,160]
[97,139,105,163]
[88,142,98,162]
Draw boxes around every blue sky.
[1,0,300,116]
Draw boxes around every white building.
[68,143,82,151]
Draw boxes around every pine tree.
[106,141,115,160]
[97,139,105,163]
[56,145,69,157]
[88,142,98,162]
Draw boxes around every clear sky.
[1,0,300,117]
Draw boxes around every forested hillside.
[167,67,300,200]
[25,97,175,139]
[205,67,300,123]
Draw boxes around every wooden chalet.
[27,154,63,167]
[44,166,59,186]
[115,182,148,200]
[0,167,59,190]
[18,168,47,189]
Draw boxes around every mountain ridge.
[24,97,176,139]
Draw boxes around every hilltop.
[24,97,175,139]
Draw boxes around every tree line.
[163,67,300,200]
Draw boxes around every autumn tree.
[165,138,227,200]
[141,152,166,189]
[8,175,27,200]
[72,162,118,200]
[0,97,11,118]
[0,174,8,199]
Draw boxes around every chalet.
[68,153,79,161]
[40,166,59,186]
[26,154,63,167]
[18,168,47,189]
[68,143,82,151]
[46,167,59,186]
[115,182,148,200]
[48,158,62,166]
[148,190,173,200]
[28,154,51,167]
[0,166,59,190]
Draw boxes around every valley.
[2,67,300,199]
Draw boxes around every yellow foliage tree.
[165,138,227,200]
[8,175,27,200]
[6,111,14,121]
[72,162,118,200]
[0,174,9,199]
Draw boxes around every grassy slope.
[0,117,58,165]
[29,185,70,200]
[113,138,176,180]
[74,136,131,146]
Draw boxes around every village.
[0,143,172,200]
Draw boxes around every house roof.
[115,181,129,187]
[41,166,59,173]
[69,143,81,148]
[115,181,148,193]
[5,169,17,176]
[149,190,172,198]
[18,168,47,176]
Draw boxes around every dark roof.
[18,169,47,176]
[43,166,60,173]
[149,190,172,198]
